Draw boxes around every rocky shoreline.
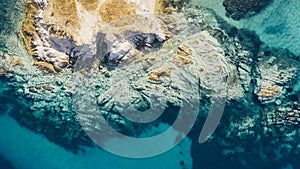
[0,0,299,168]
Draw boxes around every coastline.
[0,0,299,169]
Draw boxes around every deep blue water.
[0,0,300,169]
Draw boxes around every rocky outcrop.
[223,0,273,20]
[21,0,173,74]
[73,21,237,141]
[181,7,300,167]
[209,38,299,169]
[102,31,166,65]
[3,1,300,164]
[21,1,77,73]
[255,47,298,103]
[0,48,93,153]
[156,0,190,13]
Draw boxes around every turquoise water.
[0,113,192,169]
[191,0,300,55]
[1,0,300,169]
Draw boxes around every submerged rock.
[223,0,273,20]
[255,47,299,103]
[2,1,300,162]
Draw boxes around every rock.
[255,47,298,104]
[173,54,193,66]
[177,31,230,96]
[148,67,172,82]
[12,59,25,67]
[262,100,300,127]
[99,0,136,23]
[223,0,273,20]
[0,68,7,74]
[125,31,166,49]
[33,0,48,10]
[257,81,282,102]
[9,2,300,160]
[0,52,27,76]
[177,44,192,56]
[106,39,133,62]
[21,1,77,74]
[102,31,166,65]
[34,61,57,74]
[156,0,189,13]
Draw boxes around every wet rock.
[255,47,299,104]
[156,0,190,13]
[9,3,300,159]
[184,7,219,29]
[92,30,233,131]
[257,81,282,102]
[0,52,26,76]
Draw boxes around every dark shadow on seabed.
[0,78,20,169]
[0,154,15,169]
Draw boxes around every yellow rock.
[177,44,192,56]
[34,61,57,74]
[148,67,172,82]
[155,0,175,13]
[49,0,78,27]
[173,54,193,66]
[78,0,99,11]
[99,0,136,23]
[12,59,25,67]
[0,68,7,74]
[29,85,56,93]
[20,3,38,56]
[257,82,282,101]
[173,43,193,66]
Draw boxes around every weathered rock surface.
[21,1,77,73]
[255,48,298,103]
[102,31,166,65]
[2,1,300,163]
[21,0,172,73]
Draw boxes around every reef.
[223,0,273,20]
[0,0,300,168]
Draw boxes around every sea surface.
[0,0,299,169]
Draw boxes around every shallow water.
[0,0,299,169]
[191,0,300,55]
